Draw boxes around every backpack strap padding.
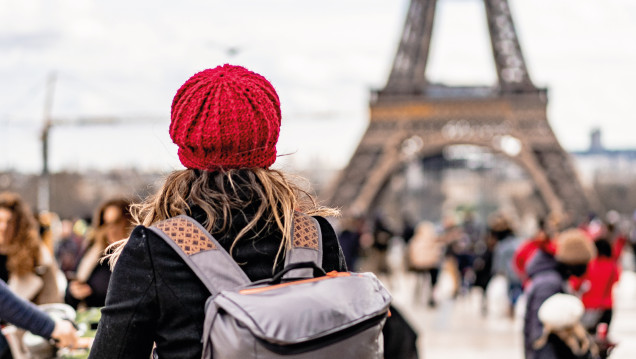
[282,212,323,279]
[150,215,251,295]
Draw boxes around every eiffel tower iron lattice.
[325,0,596,223]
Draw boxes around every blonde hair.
[107,168,338,269]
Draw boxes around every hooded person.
[88,65,347,359]
[532,293,599,359]
[523,228,596,359]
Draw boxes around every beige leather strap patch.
[155,217,216,255]
[292,212,319,250]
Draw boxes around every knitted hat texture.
[170,64,281,170]
[555,228,596,265]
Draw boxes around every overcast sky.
[1,0,635,174]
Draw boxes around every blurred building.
[572,129,636,184]
[0,169,161,219]
[571,129,636,215]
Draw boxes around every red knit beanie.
[170,64,281,170]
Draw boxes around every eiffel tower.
[325,0,594,223]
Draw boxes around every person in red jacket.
[570,238,620,335]
[513,218,557,288]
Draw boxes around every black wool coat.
[88,213,346,359]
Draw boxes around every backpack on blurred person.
[151,214,392,359]
[533,293,599,359]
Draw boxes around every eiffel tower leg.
[516,145,564,216]
[325,127,406,216]
[353,132,415,213]
[529,146,598,225]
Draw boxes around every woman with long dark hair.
[64,198,133,309]
[0,192,62,305]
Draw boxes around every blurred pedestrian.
[580,211,626,264]
[631,210,636,269]
[446,214,475,295]
[523,228,596,359]
[513,217,557,288]
[367,213,393,276]
[462,210,483,256]
[64,198,132,309]
[0,192,62,304]
[55,219,85,281]
[570,238,620,335]
[401,216,416,245]
[472,229,495,315]
[604,219,627,264]
[337,216,364,271]
[88,64,346,358]
[438,215,465,298]
[491,215,523,317]
[532,293,598,359]
[407,221,444,307]
[38,211,62,256]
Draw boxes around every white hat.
[538,293,584,330]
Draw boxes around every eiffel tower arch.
[325,0,597,225]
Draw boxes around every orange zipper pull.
[326,271,351,278]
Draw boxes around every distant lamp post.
[38,72,56,212]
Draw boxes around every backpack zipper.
[238,271,353,295]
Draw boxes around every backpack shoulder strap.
[150,215,251,295]
[282,212,323,278]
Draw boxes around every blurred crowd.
[335,208,635,358]
[0,191,134,358]
[1,184,635,358]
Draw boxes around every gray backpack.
[150,213,392,359]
